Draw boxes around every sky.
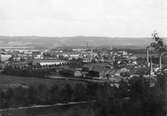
[0,0,166,37]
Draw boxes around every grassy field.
[0,74,86,89]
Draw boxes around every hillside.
[0,36,155,48]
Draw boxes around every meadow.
[0,74,86,89]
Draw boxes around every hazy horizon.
[0,35,166,38]
[0,36,156,48]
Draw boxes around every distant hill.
[0,36,156,48]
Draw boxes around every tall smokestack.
[150,57,154,76]
[159,54,162,70]
[146,47,150,67]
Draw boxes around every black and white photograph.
[0,0,166,116]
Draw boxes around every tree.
[50,84,60,103]
[136,57,147,65]
[27,86,37,105]
[73,83,87,101]
[36,84,50,104]
[0,89,10,108]
[60,84,73,102]
[95,83,124,116]
[86,82,99,100]
[150,32,166,69]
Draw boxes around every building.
[0,54,12,62]
[32,59,67,66]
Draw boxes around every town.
[0,0,166,115]
[0,43,151,82]
[0,33,166,84]
[0,32,166,116]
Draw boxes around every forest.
[0,74,166,116]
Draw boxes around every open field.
[0,74,86,89]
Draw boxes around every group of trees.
[0,82,98,109]
[2,58,85,78]
[0,74,166,116]
[3,65,50,78]
[147,32,166,69]
[94,75,167,116]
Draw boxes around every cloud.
[0,0,166,37]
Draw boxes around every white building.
[32,59,67,66]
[0,54,12,62]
